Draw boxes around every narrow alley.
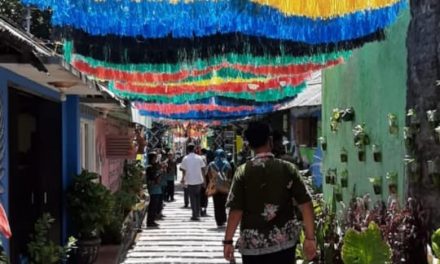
[123,187,241,264]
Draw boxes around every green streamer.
[109,83,307,103]
[72,51,352,73]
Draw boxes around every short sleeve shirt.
[226,153,311,255]
[181,153,206,185]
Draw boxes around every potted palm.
[67,170,115,264]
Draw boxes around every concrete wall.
[322,11,410,203]
[406,0,440,229]
[95,117,133,192]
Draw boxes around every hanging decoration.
[23,0,405,43]
[22,0,408,121]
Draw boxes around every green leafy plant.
[27,213,76,264]
[67,170,115,239]
[342,222,391,264]
[432,228,440,258]
[353,124,370,149]
[330,108,343,132]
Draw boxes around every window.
[80,119,96,172]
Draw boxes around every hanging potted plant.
[386,172,398,194]
[330,108,342,132]
[427,110,439,128]
[388,113,399,135]
[319,136,327,151]
[341,107,355,122]
[435,126,440,144]
[340,169,349,188]
[372,144,382,162]
[407,108,421,130]
[334,186,343,202]
[369,176,382,195]
[427,158,440,187]
[404,156,420,183]
[340,148,348,163]
[404,126,416,148]
[67,170,115,264]
[325,169,337,185]
[353,124,370,161]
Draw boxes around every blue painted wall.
[0,67,81,253]
[62,95,81,241]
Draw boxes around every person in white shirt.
[180,143,206,220]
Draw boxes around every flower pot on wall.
[372,144,382,162]
[319,137,327,151]
[373,185,382,195]
[388,113,399,135]
[341,169,348,188]
[341,107,355,122]
[340,148,348,163]
[358,150,365,162]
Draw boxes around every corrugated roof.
[280,72,322,111]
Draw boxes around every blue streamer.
[22,0,407,44]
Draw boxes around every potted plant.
[388,113,399,135]
[319,137,327,151]
[431,228,440,264]
[341,169,349,188]
[407,108,421,130]
[404,126,417,148]
[404,156,420,183]
[341,107,355,122]
[386,172,398,194]
[427,110,439,128]
[435,126,440,144]
[330,108,342,132]
[334,186,343,202]
[27,213,76,264]
[372,144,382,162]
[340,148,348,163]
[67,170,115,264]
[325,169,336,185]
[353,124,370,161]
[427,158,440,187]
[369,176,382,195]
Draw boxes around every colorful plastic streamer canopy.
[22,0,408,121]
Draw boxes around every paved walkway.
[123,187,241,264]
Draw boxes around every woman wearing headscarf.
[207,149,233,227]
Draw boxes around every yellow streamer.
[249,0,401,18]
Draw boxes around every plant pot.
[340,153,348,163]
[73,237,101,264]
[358,151,365,161]
[341,108,355,122]
[388,183,397,194]
[321,142,327,151]
[335,193,343,202]
[325,175,332,184]
[373,152,382,162]
[341,178,348,188]
[373,185,382,195]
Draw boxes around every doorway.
[8,87,62,263]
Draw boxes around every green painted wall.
[322,11,410,203]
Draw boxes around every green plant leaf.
[432,228,440,258]
[342,222,391,264]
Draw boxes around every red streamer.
[135,102,255,114]
[114,75,308,95]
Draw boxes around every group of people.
[146,121,317,264]
[145,148,178,227]
[180,143,233,227]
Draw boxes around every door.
[9,88,62,263]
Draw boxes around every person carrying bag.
[206,149,232,227]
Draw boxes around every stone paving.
[123,188,241,264]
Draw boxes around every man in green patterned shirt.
[223,121,316,264]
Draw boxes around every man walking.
[180,143,206,221]
[223,121,316,264]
